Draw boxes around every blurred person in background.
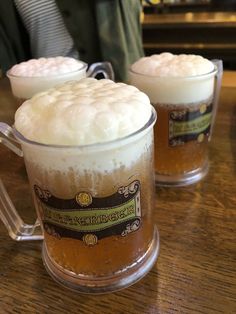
[0,0,144,82]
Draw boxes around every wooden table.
[0,77,235,313]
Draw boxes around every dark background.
[142,0,236,69]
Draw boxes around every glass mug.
[0,108,159,293]
[129,60,223,186]
[7,61,115,106]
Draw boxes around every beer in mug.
[129,53,222,186]
[0,78,159,293]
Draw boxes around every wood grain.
[0,78,235,314]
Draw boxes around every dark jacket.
[0,0,144,82]
[0,0,31,75]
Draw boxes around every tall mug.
[0,78,159,293]
[129,53,223,186]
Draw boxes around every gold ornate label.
[169,102,213,146]
[34,180,141,245]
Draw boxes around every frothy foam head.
[9,57,84,77]
[130,53,216,104]
[131,53,215,77]
[15,78,151,146]
[7,57,87,99]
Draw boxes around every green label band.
[169,102,213,146]
[42,196,139,232]
[170,112,212,137]
[34,180,142,244]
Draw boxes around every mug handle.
[87,62,115,81]
[209,59,223,141]
[0,122,43,241]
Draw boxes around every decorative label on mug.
[169,102,213,146]
[34,180,141,245]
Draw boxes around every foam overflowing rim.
[7,61,88,79]
[129,64,218,80]
[13,106,157,150]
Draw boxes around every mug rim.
[129,64,218,81]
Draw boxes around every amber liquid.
[154,101,211,175]
[25,147,155,277]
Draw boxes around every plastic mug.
[129,60,223,186]
[0,107,159,294]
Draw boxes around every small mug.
[129,59,223,186]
